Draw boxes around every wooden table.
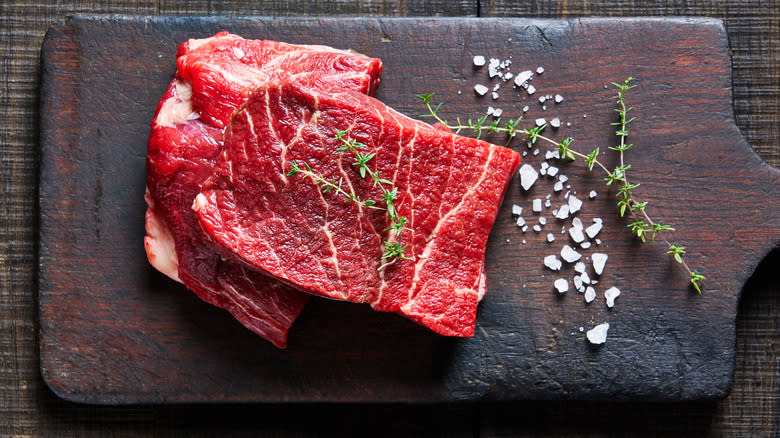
[2,1,778,435]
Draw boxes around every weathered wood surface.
[1,0,778,436]
[38,15,779,405]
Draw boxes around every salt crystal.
[569,226,585,243]
[493,108,503,117]
[522,225,529,232]
[536,66,545,74]
[558,175,568,183]
[538,217,547,225]
[585,222,602,239]
[491,91,499,100]
[516,217,526,227]
[533,149,540,156]
[533,224,542,232]
[522,239,526,244]
[519,164,538,191]
[580,272,591,284]
[605,287,621,308]
[474,84,489,96]
[584,286,596,303]
[544,255,562,271]
[550,118,561,128]
[554,94,564,103]
[573,276,583,290]
[542,105,547,111]
[540,167,547,176]
[580,241,592,249]
[574,262,586,273]
[560,245,581,263]
[503,72,513,81]
[532,198,542,212]
[595,238,602,245]
[539,96,547,104]
[547,166,559,177]
[512,204,523,216]
[554,278,568,293]
[546,233,555,243]
[553,181,563,192]
[535,118,546,127]
[540,162,550,170]
[527,84,536,95]
[586,323,609,344]
[522,105,530,113]
[564,190,570,199]
[592,253,608,276]
[555,205,570,219]
[568,196,583,214]
[544,199,552,208]
[493,83,501,91]
[473,55,486,67]
[589,190,598,199]
[571,217,583,229]
[514,70,533,87]
[579,327,584,332]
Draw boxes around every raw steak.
[145,33,383,347]
[193,82,521,337]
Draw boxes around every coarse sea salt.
[546,233,555,243]
[574,261,586,273]
[512,204,523,216]
[538,217,547,225]
[569,226,585,243]
[474,84,489,96]
[514,70,533,87]
[561,245,581,263]
[550,118,561,128]
[586,323,609,344]
[592,253,608,276]
[535,118,546,127]
[568,196,583,214]
[605,287,621,308]
[554,278,568,294]
[516,217,526,227]
[532,198,542,212]
[544,254,563,271]
[553,181,564,192]
[584,286,596,303]
[519,164,538,191]
[554,94,564,103]
[555,205,570,219]
[585,222,602,239]
[547,166,559,177]
[473,55,486,67]
[589,190,598,199]
[527,84,536,95]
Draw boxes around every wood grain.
[0,1,778,436]
[38,15,779,405]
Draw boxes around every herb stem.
[417,80,705,294]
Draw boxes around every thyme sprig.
[418,78,705,293]
[287,131,412,271]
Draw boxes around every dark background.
[2,1,778,436]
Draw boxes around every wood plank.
[38,15,780,405]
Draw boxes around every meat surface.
[145,33,383,347]
[193,82,521,337]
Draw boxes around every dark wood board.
[38,15,780,404]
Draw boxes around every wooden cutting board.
[39,15,779,404]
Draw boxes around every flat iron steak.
[193,82,521,337]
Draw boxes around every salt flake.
[605,287,621,308]
[587,323,609,344]
[560,245,581,263]
[519,164,538,191]
[554,278,568,294]
[544,255,562,271]
[592,253,608,276]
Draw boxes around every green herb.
[287,131,412,271]
[418,77,705,294]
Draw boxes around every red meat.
[193,82,521,337]
[145,33,383,347]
